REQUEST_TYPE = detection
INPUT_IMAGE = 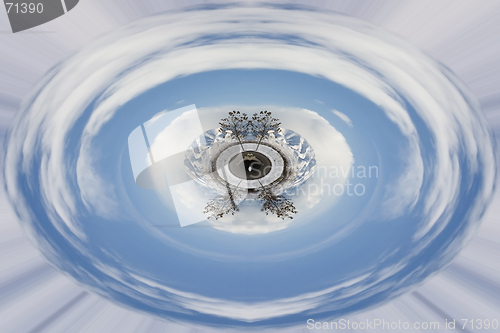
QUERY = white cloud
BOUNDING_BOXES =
[3,5,495,326]
[331,109,353,127]
[127,272,372,322]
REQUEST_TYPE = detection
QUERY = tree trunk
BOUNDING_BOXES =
[237,136,245,152]
[255,137,263,151]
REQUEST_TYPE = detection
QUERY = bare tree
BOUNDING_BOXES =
[251,110,281,151]
[208,110,294,220]
[219,111,250,151]
[257,183,297,220]
[203,183,242,220]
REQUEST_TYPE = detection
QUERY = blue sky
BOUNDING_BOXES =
[2,3,496,330]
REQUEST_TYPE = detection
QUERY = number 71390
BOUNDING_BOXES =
[5,3,44,14]
[461,319,498,330]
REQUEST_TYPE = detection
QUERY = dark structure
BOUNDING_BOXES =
[204,110,297,220]
[228,152,272,181]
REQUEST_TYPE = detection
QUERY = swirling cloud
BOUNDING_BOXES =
[3,3,495,329]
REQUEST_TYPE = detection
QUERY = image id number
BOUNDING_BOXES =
[5,3,43,14]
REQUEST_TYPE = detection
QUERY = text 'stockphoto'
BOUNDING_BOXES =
[1,2,497,331]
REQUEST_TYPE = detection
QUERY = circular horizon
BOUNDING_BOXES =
[3,3,496,329]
